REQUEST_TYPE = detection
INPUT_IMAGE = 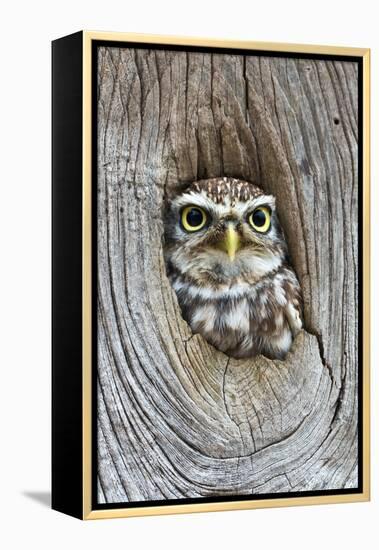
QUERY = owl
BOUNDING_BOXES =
[164,177,303,360]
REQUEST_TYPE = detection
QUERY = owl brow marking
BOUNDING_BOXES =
[178,179,275,219]
[237,194,276,217]
[172,191,219,217]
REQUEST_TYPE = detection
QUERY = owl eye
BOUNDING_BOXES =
[248,207,271,233]
[181,206,207,232]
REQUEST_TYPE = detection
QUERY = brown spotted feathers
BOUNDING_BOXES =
[164,178,303,359]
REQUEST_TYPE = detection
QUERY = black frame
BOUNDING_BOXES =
[52,31,83,519]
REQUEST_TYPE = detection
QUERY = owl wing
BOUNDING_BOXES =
[285,301,302,335]
[283,272,303,336]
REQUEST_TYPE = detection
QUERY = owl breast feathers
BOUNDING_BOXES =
[164,177,303,360]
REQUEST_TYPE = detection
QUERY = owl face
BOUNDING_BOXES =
[164,178,288,286]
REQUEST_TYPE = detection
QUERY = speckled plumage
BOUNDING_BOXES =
[164,177,303,359]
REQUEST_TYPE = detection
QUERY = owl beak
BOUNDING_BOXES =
[224,224,240,262]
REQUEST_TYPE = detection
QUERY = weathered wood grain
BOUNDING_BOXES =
[97,47,359,502]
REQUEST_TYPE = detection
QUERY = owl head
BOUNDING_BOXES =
[164,177,289,286]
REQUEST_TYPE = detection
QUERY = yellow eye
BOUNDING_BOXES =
[181,206,207,232]
[248,207,271,233]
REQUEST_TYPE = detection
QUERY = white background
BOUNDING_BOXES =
[0,0,377,548]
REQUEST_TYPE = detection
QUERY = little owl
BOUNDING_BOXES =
[164,177,303,359]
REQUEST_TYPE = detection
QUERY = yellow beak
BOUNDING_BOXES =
[224,224,240,262]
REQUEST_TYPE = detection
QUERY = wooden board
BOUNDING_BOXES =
[96,46,358,502]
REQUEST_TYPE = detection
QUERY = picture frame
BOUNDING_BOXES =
[52,31,370,520]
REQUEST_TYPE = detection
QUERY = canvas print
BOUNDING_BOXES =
[96,45,361,506]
